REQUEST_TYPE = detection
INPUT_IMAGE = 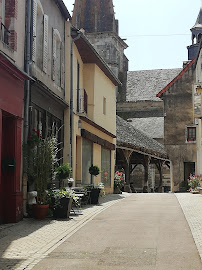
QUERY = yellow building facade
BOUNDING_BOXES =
[64,23,120,193]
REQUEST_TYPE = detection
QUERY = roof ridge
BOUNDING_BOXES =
[156,58,195,98]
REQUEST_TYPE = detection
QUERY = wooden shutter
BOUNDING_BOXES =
[60,42,64,89]
[32,0,37,62]
[52,28,57,81]
[43,14,48,73]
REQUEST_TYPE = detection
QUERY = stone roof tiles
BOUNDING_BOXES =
[127,117,164,139]
[126,68,182,102]
[116,116,167,158]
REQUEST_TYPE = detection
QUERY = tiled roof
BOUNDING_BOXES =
[126,68,182,102]
[127,117,164,139]
[116,116,167,158]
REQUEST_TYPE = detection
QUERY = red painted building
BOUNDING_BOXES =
[0,53,30,223]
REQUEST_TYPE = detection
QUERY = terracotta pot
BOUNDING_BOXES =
[32,204,49,220]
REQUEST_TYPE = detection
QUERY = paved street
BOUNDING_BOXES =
[1,193,202,269]
[33,193,202,270]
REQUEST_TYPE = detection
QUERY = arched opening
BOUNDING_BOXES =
[192,34,196,45]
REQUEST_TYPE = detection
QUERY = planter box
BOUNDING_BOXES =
[90,188,100,204]
[53,197,70,219]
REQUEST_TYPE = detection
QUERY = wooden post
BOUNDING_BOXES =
[143,156,150,193]
[156,160,164,193]
[123,150,133,193]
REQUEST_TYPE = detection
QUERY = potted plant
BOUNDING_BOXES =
[26,132,58,219]
[114,171,124,194]
[47,188,75,218]
[88,164,101,204]
[89,164,100,178]
[56,163,72,188]
[188,174,201,193]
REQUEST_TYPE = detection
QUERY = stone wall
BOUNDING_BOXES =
[163,65,196,190]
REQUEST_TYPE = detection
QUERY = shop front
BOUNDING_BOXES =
[0,54,30,223]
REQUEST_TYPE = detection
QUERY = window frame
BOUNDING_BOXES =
[186,126,197,143]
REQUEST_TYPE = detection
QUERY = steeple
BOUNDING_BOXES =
[72,0,118,34]
[187,7,202,60]
[72,0,128,102]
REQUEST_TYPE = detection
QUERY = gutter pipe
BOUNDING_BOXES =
[24,0,31,143]
[23,0,32,216]
[70,30,81,169]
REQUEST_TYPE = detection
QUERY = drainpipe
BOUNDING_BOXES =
[23,0,32,216]
[70,30,81,170]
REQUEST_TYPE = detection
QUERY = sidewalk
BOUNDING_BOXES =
[175,192,202,262]
[0,193,131,270]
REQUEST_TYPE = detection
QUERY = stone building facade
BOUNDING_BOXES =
[25,0,71,193]
[157,60,196,191]
[72,0,128,102]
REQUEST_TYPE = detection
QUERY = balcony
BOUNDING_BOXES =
[1,23,10,46]
[77,88,88,115]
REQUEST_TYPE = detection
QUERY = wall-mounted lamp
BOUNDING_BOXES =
[196,85,202,95]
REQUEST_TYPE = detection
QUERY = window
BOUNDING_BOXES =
[1,0,14,47]
[103,97,106,115]
[187,126,196,142]
[101,147,111,187]
[52,28,64,87]
[32,0,49,73]
[82,138,93,185]
[30,105,63,161]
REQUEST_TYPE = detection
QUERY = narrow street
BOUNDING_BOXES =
[33,194,202,270]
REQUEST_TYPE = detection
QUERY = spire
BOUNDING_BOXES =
[187,6,202,60]
[72,0,118,34]
[191,7,202,29]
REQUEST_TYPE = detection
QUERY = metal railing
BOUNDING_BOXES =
[1,23,10,46]
[77,88,88,114]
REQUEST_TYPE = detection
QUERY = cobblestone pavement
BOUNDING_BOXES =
[175,193,202,262]
[0,193,130,270]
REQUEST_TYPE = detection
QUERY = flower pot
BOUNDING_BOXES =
[90,188,100,204]
[32,204,49,220]
[53,197,70,218]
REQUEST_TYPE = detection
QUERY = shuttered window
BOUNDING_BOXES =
[52,28,57,81]
[32,0,37,62]
[43,14,48,73]
[60,42,64,88]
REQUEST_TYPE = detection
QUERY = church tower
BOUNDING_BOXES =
[72,0,128,102]
[187,7,202,60]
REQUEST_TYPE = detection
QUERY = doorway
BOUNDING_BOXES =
[0,112,16,223]
[184,162,195,190]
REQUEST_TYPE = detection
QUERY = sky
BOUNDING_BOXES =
[63,0,201,71]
